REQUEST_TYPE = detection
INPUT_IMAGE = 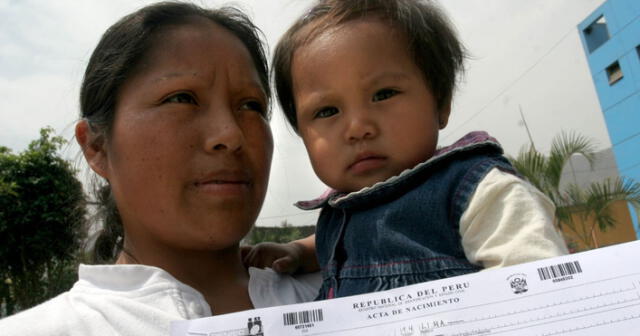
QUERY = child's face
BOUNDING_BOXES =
[291,18,450,192]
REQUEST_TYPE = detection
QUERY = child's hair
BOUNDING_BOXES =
[273,0,465,131]
[80,1,270,264]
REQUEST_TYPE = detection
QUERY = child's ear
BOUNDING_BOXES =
[75,120,110,179]
[437,100,452,129]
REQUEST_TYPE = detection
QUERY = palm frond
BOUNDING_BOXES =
[510,130,636,250]
[560,183,587,209]
[584,177,640,231]
[508,145,548,195]
[555,204,575,230]
[547,132,597,189]
[586,177,640,203]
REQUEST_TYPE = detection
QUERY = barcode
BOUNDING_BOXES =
[537,261,582,280]
[283,308,324,326]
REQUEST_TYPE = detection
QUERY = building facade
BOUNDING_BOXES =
[559,149,637,250]
[578,0,640,238]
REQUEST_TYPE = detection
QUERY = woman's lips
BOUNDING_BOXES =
[195,180,249,195]
[194,171,250,195]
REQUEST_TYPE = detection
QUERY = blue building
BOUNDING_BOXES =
[578,0,640,238]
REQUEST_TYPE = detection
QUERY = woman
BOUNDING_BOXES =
[0,2,319,335]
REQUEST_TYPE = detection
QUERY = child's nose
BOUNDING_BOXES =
[345,110,378,143]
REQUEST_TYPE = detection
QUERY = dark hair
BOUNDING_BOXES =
[273,0,465,131]
[80,1,270,263]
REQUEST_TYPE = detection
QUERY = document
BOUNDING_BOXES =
[172,240,640,335]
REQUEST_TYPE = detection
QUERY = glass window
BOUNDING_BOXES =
[583,15,610,53]
[606,61,623,85]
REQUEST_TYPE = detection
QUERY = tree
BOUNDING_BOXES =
[243,220,316,245]
[509,132,640,251]
[0,127,87,316]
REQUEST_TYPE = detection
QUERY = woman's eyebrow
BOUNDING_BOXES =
[151,71,203,83]
[234,78,264,90]
[148,72,264,94]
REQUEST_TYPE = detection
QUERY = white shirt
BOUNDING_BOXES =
[460,168,569,268]
[0,264,321,336]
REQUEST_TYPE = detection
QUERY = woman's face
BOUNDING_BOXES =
[100,19,273,252]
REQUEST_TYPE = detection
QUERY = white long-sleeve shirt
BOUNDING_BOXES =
[460,168,568,268]
[0,264,321,336]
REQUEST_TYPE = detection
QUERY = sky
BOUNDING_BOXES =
[0,0,610,227]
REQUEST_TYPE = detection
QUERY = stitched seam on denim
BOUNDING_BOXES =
[320,209,350,276]
[495,162,519,178]
[449,158,517,223]
[337,266,480,279]
[336,256,467,270]
[337,263,481,279]
[449,159,495,227]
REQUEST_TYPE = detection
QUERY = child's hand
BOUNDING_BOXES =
[241,242,304,274]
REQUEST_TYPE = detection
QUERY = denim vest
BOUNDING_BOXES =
[296,132,517,300]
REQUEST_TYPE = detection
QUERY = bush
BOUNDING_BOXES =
[0,127,87,316]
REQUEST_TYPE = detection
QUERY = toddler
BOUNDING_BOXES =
[244,0,568,299]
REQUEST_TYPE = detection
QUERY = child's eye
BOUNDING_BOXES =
[163,92,197,105]
[313,106,339,119]
[240,100,266,115]
[372,88,398,102]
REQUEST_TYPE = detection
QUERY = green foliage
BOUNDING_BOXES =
[243,221,315,245]
[0,127,87,316]
[509,131,640,250]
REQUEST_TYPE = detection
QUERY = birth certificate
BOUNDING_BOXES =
[172,240,640,335]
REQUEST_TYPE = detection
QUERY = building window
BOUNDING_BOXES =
[583,15,610,53]
[606,61,623,85]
